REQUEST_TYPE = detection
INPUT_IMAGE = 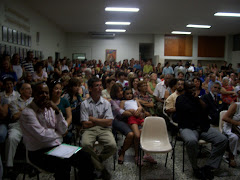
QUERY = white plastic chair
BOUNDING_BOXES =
[138,117,174,180]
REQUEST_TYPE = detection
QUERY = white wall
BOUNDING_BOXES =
[0,0,66,59]
[66,33,154,61]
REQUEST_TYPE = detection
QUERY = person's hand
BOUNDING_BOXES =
[128,109,136,115]
[46,101,60,112]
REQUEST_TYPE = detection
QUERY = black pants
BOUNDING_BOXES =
[28,146,94,180]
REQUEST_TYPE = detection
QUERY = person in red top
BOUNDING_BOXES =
[221,77,237,105]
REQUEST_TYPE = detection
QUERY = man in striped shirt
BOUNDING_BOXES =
[21,51,34,73]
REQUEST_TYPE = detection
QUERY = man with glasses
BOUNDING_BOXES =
[176,81,227,179]
[81,77,117,180]
[201,82,228,125]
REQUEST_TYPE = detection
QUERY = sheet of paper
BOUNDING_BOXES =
[46,144,82,158]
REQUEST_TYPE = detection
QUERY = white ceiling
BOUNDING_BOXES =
[23,0,240,36]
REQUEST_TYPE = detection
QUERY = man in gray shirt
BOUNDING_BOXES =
[81,77,117,180]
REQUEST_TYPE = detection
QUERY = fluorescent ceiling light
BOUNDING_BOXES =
[171,31,191,35]
[106,29,126,32]
[105,7,139,12]
[105,22,131,25]
[186,24,211,28]
[214,12,240,17]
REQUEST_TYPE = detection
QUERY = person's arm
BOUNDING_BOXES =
[138,99,154,108]
[80,102,95,129]
[20,107,68,142]
[65,106,72,127]
[147,82,154,95]
[223,103,240,126]
[0,101,8,120]
[120,100,125,109]
[165,96,175,114]
[220,87,236,95]
[164,90,170,100]
[88,116,112,127]
[42,72,48,81]
[110,100,133,117]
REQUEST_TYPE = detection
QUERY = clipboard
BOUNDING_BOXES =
[46,143,82,158]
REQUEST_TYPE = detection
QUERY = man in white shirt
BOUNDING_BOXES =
[153,74,172,116]
[81,77,117,180]
[174,60,186,78]
[5,83,33,177]
[0,78,20,104]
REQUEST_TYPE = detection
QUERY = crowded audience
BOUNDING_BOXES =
[0,51,240,179]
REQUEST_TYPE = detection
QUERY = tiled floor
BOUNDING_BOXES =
[4,133,240,180]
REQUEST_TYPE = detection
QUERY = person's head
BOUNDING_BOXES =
[228,63,232,68]
[137,81,148,93]
[150,73,157,81]
[222,77,229,86]
[61,75,71,87]
[192,77,202,90]
[32,82,49,109]
[88,77,102,97]
[179,60,183,66]
[230,73,236,80]
[11,53,20,65]
[143,74,150,82]
[27,51,34,60]
[110,83,123,100]
[184,81,196,96]
[176,79,185,92]
[210,73,216,82]
[210,82,222,95]
[1,57,11,71]
[177,72,184,79]
[118,72,125,81]
[19,83,32,99]
[147,60,151,65]
[198,62,202,67]
[165,62,169,67]
[123,87,133,100]
[49,80,62,99]
[130,77,139,89]
[164,74,173,86]
[68,77,81,94]
[234,86,240,98]
[48,56,53,64]
[106,77,116,90]
[168,78,178,91]
[34,61,44,72]
[3,77,15,93]
[24,72,33,82]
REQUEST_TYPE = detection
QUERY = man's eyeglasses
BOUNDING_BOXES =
[213,86,221,90]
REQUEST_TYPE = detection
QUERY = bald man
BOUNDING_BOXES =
[5,83,33,176]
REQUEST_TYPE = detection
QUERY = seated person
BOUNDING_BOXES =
[5,83,33,176]
[201,82,228,125]
[221,77,237,105]
[0,95,9,179]
[176,81,228,179]
[134,81,154,116]
[81,77,117,180]
[116,72,128,88]
[20,82,94,180]
[110,83,134,164]
[192,77,205,97]
[0,77,20,104]
[102,77,116,101]
[121,87,156,164]
[165,79,185,123]
[222,101,240,167]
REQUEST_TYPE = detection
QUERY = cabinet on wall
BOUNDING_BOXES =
[164,35,193,56]
[198,36,225,57]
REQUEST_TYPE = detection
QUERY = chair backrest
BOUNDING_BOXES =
[219,110,227,133]
[140,116,170,147]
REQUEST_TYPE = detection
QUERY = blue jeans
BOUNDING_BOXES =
[0,124,7,143]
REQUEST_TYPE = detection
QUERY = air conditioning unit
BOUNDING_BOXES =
[90,32,115,39]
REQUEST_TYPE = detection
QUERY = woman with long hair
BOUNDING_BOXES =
[49,80,72,143]
[147,73,157,96]
[129,77,139,95]
[32,61,48,82]
[110,83,134,164]
[192,77,206,97]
